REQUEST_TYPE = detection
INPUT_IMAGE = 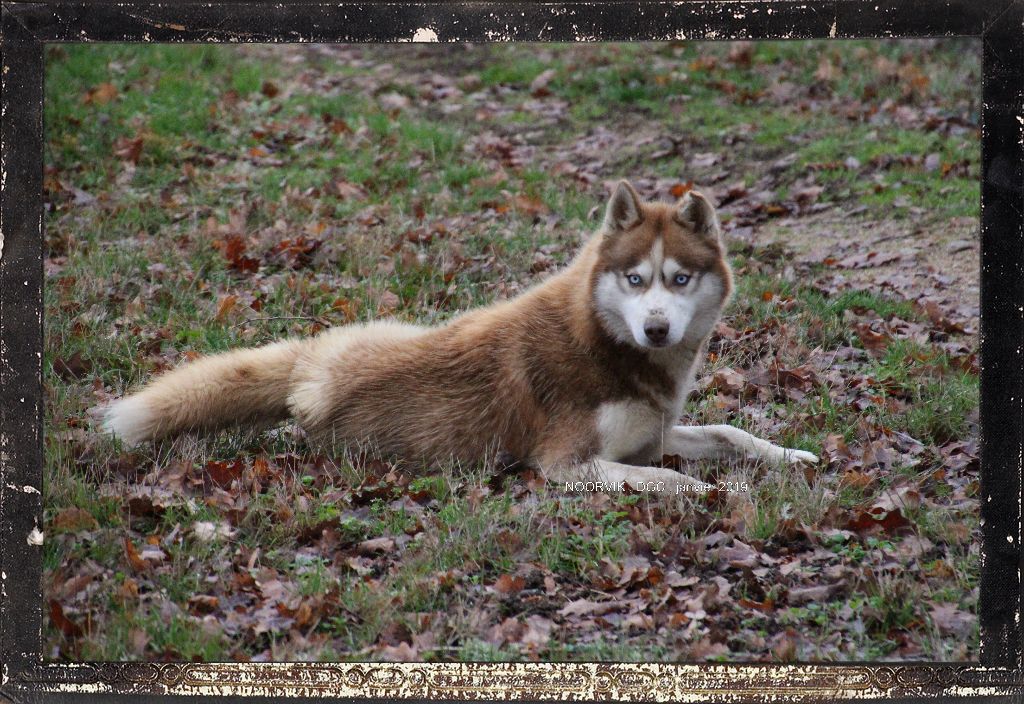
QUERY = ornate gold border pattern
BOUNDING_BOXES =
[11,662,1024,699]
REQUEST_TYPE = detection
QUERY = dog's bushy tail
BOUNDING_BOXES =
[103,339,307,445]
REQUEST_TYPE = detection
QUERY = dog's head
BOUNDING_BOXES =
[592,180,733,350]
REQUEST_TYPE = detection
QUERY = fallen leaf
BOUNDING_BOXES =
[559,599,617,618]
[214,295,238,323]
[846,506,912,535]
[188,594,220,615]
[204,459,245,488]
[704,367,747,396]
[787,582,844,606]
[930,603,974,638]
[529,69,557,97]
[124,537,149,573]
[53,352,92,381]
[192,521,236,542]
[357,537,396,555]
[51,507,99,533]
[670,181,694,198]
[83,82,118,105]
[113,136,144,164]
[492,574,526,595]
[49,600,84,639]
[335,180,368,200]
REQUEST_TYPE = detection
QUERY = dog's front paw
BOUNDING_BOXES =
[783,448,819,465]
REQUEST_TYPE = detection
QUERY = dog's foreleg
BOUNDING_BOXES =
[659,425,818,465]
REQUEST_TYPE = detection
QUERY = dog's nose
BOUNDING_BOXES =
[644,319,670,345]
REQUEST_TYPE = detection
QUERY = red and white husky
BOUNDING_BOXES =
[105,181,818,493]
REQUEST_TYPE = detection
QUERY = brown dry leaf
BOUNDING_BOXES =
[331,297,360,323]
[839,470,874,490]
[377,290,401,315]
[875,486,922,513]
[727,42,754,67]
[123,537,149,573]
[930,603,974,638]
[492,574,526,595]
[53,351,93,381]
[511,194,550,218]
[188,594,220,615]
[663,571,700,588]
[378,642,419,661]
[204,458,245,488]
[266,236,322,269]
[487,616,524,646]
[335,180,368,200]
[58,573,95,601]
[559,599,617,618]
[529,69,557,97]
[689,637,731,659]
[854,323,890,356]
[219,235,260,273]
[924,560,957,579]
[324,116,352,135]
[521,615,553,648]
[738,597,775,612]
[787,582,844,606]
[705,367,746,396]
[814,56,838,82]
[668,182,694,198]
[846,506,912,535]
[772,632,800,661]
[214,294,238,323]
[917,299,966,334]
[52,507,99,533]
[835,251,901,269]
[357,537,396,555]
[720,540,760,569]
[113,135,144,164]
[121,485,179,517]
[83,82,118,105]
[49,600,84,639]
[793,185,824,205]
[118,577,139,603]
[823,434,852,463]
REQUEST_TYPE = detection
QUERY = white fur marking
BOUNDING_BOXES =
[102,395,153,445]
[596,401,661,461]
[663,257,687,280]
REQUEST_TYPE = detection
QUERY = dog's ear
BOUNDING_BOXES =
[675,190,721,244]
[603,180,644,233]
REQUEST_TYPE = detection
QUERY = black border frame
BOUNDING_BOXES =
[1,1,1021,700]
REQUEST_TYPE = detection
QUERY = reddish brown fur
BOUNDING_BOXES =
[105,188,734,477]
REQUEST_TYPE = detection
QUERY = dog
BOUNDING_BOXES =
[104,180,818,494]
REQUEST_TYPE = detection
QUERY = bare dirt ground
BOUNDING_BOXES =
[759,212,979,331]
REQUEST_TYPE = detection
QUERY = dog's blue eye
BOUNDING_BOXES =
[626,274,643,287]
[674,274,691,286]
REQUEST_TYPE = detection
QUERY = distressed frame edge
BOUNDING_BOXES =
[0,0,1021,700]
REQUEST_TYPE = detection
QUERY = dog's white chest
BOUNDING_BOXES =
[595,400,664,461]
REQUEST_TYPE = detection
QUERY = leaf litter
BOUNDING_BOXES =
[43,40,979,662]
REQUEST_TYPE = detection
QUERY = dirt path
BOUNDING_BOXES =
[757,212,979,331]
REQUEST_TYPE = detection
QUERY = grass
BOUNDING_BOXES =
[43,40,980,662]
